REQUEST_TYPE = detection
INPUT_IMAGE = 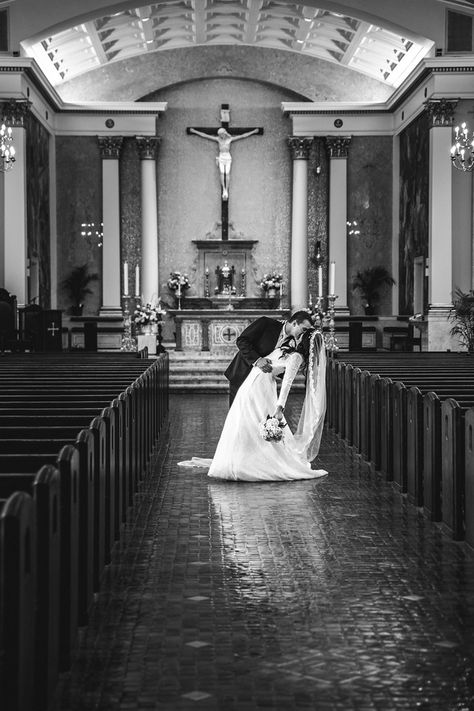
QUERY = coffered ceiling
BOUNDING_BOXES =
[22,0,432,90]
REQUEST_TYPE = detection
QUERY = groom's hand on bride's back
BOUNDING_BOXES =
[254,357,272,373]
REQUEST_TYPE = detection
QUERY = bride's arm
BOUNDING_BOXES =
[273,352,304,418]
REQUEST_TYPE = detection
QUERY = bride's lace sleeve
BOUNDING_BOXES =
[277,352,304,409]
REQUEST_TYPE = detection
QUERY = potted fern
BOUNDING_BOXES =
[352,266,395,315]
[448,288,474,353]
[61,264,99,315]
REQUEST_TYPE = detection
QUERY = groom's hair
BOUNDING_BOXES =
[289,310,312,324]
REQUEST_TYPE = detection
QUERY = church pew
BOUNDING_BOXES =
[0,491,36,711]
[0,467,60,710]
[466,408,474,550]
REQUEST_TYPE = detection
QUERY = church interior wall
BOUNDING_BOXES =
[347,135,394,315]
[307,138,329,302]
[55,136,102,316]
[398,111,430,315]
[58,46,392,105]
[145,78,297,307]
[452,100,474,297]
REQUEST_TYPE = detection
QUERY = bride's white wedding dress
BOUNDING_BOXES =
[178,330,328,482]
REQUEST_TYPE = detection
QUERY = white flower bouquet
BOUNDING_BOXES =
[133,300,166,325]
[259,272,283,291]
[259,415,285,442]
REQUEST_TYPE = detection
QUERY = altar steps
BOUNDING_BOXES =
[167,350,304,392]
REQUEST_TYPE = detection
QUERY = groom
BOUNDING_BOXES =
[224,310,313,406]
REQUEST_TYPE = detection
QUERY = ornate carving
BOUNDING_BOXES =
[325,136,351,158]
[98,136,123,159]
[135,136,161,160]
[1,100,32,128]
[424,99,458,128]
[287,136,313,160]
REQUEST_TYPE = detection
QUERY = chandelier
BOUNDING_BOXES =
[451,121,474,172]
[0,121,15,172]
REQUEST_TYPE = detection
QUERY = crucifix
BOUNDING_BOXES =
[187,104,263,240]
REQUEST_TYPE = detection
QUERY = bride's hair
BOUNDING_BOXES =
[297,328,316,360]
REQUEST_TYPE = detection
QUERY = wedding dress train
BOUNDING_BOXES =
[178,331,328,482]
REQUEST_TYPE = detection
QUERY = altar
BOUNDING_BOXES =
[170,308,288,353]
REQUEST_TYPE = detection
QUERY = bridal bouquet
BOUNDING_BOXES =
[259,415,285,442]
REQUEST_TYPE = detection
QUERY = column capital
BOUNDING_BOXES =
[287,136,313,160]
[98,136,124,159]
[424,99,458,128]
[325,136,351,158]
[136,136,161,160]
[1,99,32,128]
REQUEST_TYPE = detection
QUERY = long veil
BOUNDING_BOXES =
[292,330,327,462]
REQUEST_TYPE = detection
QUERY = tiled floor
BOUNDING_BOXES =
[57,394,474,711]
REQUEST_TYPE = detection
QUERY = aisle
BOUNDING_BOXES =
[57,394,474,711]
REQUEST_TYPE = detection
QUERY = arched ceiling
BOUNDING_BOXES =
[22,0,433,92]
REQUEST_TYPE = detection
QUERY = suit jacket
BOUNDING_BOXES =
[224,316,283,391]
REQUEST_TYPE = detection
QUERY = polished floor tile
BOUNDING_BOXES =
[57,394,474,711]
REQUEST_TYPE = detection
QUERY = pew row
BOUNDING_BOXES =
[0,352,169,711]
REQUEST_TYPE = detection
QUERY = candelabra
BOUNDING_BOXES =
[324,295,339,353]
[240,269,246,297]
[309,295,339,353]
[121,295,137,351]
[451,122,474,172]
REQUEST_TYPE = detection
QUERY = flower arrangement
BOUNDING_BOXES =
[133,299,166,326]
[168,271,190,293]
[259,416,285,442]
[260,272,283,292]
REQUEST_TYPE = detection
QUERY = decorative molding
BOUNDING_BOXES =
[97,136,124,159]
[1,99,32,128]
[135,135,161,161]
[287,136,313,160]
[424,98,458,127]
[325,136,352,158]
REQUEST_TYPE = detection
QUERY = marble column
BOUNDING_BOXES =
[288,137,313,310]
[136,136,160,304]
[98,136,123,317]
[0,100,31,307]
[326,136,351,312]
[425,99,457,350]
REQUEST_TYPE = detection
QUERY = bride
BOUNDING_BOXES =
[178,328,328,481]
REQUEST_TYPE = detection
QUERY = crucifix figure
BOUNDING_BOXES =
[187,104,263,239]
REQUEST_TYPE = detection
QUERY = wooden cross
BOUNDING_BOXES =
[187,104,263,240]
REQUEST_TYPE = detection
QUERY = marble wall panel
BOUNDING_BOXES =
[347,136,393,315]
[26,112,51,307]
[56,136,102,315]
[120,137,141,296]
[399,112,429,315]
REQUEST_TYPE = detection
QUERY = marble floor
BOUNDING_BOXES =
[56,393,474,711]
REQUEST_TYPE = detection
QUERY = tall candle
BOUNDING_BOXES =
[329,261,336,295]
[135,265,140,297]
[318,265,323,297]
[123,261,129,296]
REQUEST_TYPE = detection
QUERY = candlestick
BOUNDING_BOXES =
[123,261,129,296]
[318,265,323,297]
[329,261,336,296]
[135,265,140,297]
[121,294,137,352]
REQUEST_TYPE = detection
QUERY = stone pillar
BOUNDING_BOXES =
[326,136,351,312]
[98,136,123,317]
[0,101,31,307]
[136,136,160,303]
[288,137,313,310]
[425,99,457,350]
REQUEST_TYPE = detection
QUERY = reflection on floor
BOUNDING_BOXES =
[57,394,474,711]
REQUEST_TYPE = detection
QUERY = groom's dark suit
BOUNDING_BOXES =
[224,316,284,405]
